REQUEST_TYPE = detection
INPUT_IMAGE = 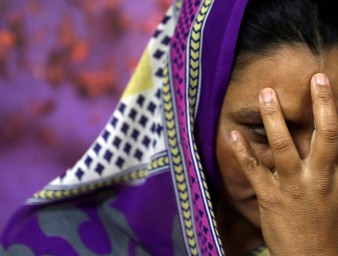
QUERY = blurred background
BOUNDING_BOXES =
[0,0,171,234]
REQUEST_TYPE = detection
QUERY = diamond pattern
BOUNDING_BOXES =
[139,115,148,127]
[102,130,110,141]
[131,129,140,141]
[95,163,104,175]
[147,102,156,114]
[49,5,170,201]
[137,95,145,107]
[151,123,156,133]
[121,123,130,135]
[153,49,165,59]
[75,168,84,181]
[115,157,125,168]
[128,108,137,120]
[113,137,122,149]
[93,143,101,155]
[104,150,113,162]
[161,36,171,45]
[142,136,151,148]
[123,143,132,155]
[153,29,162,38]
[134,149,143,161]
[111,117,119,127]
[161,15,171,24]
[118,103,126,114]
[155,68,163,78]
[156,125,163,136]
[156,88,161,99]
[84,156,93,168]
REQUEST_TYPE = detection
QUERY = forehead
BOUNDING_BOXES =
[224,46,338,123]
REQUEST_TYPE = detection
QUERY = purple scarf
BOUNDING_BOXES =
[0,1,268,255]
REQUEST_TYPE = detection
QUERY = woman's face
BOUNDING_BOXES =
[216,46,338,228]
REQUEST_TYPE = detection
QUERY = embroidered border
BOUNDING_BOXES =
[175,0,183,12]
[29,153,169,203]
[186,0,224,255]
[162,62,198,256]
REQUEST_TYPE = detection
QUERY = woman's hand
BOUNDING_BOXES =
[230,73,338,256]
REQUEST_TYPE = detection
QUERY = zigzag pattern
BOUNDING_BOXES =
[188,0,211,117]
[32,155,169,201]
[162,63,198,256]
[187,0,225,255]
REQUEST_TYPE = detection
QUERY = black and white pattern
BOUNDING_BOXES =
[28,6,178,202]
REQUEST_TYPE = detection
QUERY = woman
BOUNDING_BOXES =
[1,0,338,255]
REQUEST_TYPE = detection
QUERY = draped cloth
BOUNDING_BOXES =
[1,0,269,255]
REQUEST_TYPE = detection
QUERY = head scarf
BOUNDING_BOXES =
[1,0,269,255]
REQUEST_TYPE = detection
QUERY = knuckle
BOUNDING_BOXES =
[317,185,333,197]
[320,125,338,143]
[237,146,259,175]
[262,104,279,117]
[314,177,333,196]
[316,89,332,102]
[289,187,305,200]
[258,191,280,208]
[242,156,259,175]
[271,135,291,152]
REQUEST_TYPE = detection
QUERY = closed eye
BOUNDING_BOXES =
[248,124,267,137]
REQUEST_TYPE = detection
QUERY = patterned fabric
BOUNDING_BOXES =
[0,0,268,255]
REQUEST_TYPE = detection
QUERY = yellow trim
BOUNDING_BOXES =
[33,155,169,201]
[121,46,153,99]
[162,63,198,255]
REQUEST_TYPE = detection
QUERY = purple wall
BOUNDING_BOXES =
[0,0,170,234]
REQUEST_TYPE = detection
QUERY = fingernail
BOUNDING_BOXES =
[230,131,238,142]
[260,89,273,103]
[314,73,329,86]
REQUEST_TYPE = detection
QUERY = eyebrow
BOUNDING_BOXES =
[230,108,263,123]
[231,107,312,128]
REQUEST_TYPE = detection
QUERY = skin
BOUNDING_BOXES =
[216,46,338,255]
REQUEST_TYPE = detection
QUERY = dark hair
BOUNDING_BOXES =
[234,0,338,62]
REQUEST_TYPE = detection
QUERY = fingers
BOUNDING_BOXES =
[232,75,338,198]
[310,73,338,172]
[259,88,301,179]
[230,130,277,197]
